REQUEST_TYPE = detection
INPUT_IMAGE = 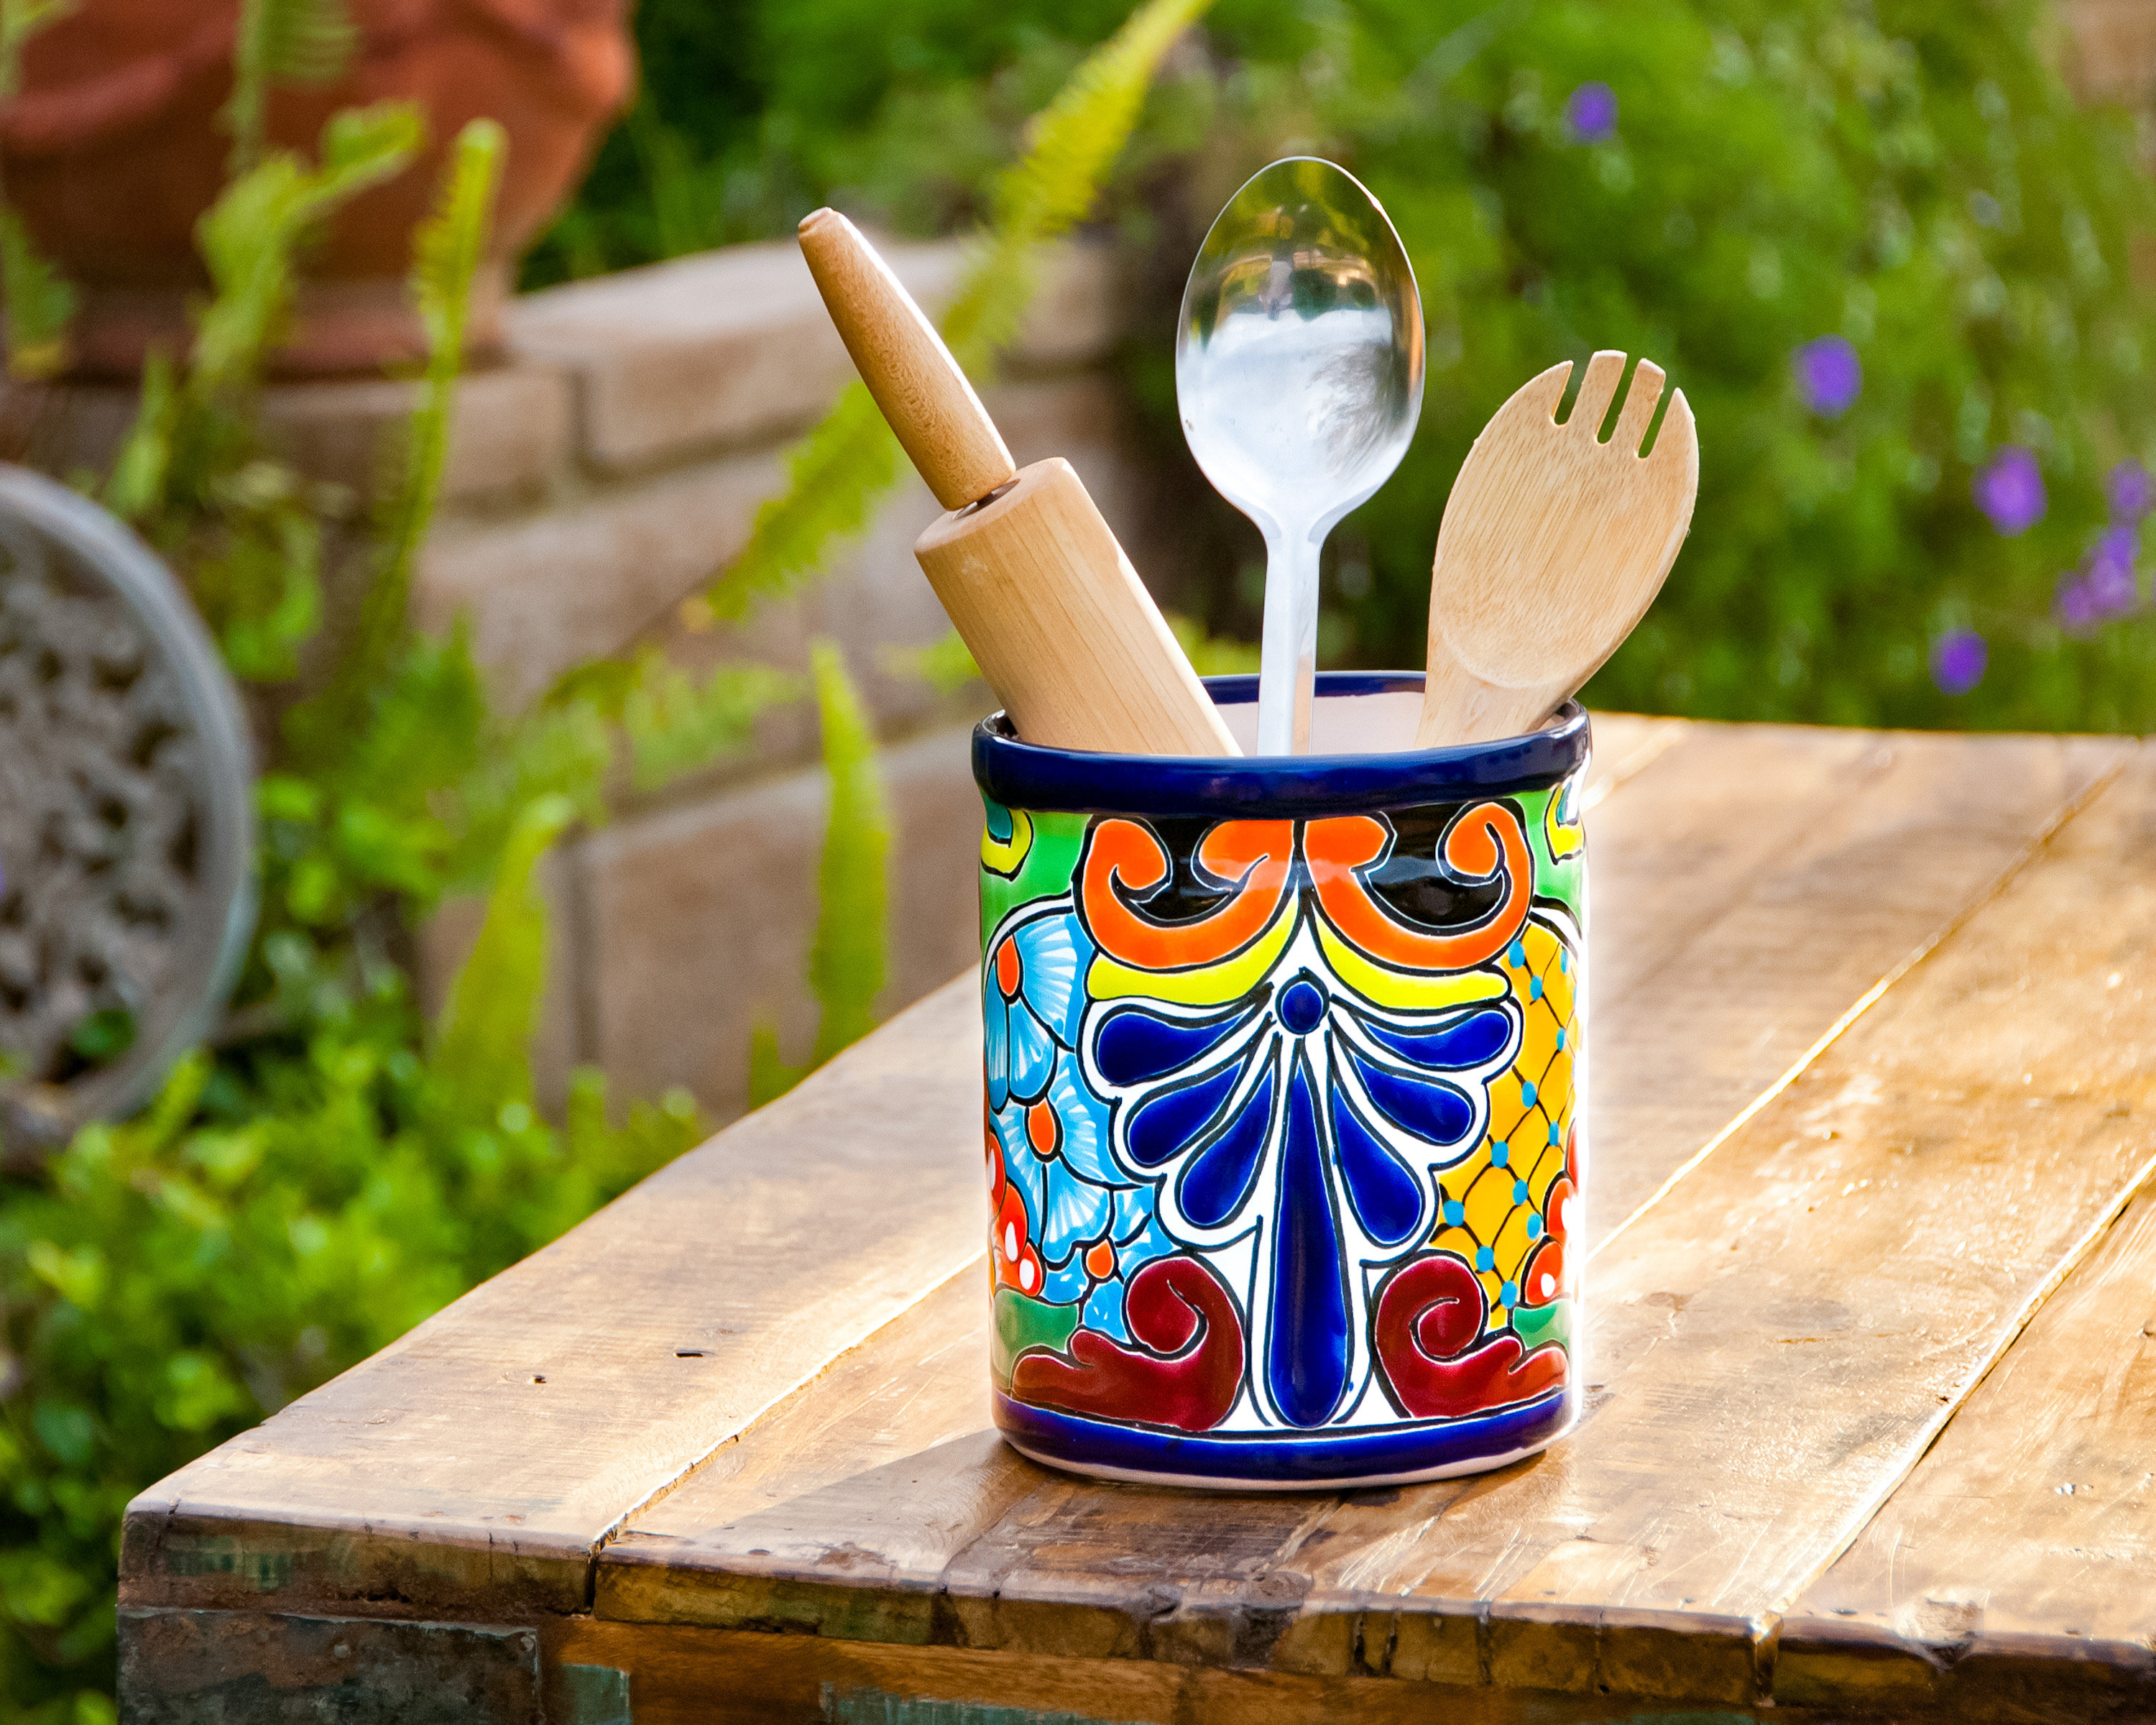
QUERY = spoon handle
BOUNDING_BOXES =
[1256,530,1321,755]
[798,208,1015,510]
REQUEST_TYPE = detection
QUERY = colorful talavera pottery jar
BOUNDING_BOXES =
[973,673,1588,1489]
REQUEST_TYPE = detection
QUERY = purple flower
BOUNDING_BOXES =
[1565,82,1618,144]
[1973,448,2045,536]
[1792,336,1861,418]
[2086,525,2140,617]
[2056,574,2100,633]
[2107,459,2152,524]
[1931,630,1987,696]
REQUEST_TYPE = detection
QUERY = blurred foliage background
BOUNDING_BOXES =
[533,0,2156,733]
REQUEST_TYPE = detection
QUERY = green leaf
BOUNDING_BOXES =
[625,655,804,791]
[806,640,888,1067]
[101,350,179,522]
[191,103,423,397]
[884,627,985,696]
[0,206,74,380]
[1166,612,1260,677]
[746,1018,803,1109]
[222,0,359,176]
[349,117,506,710]
[431,794,576,1118]
[295,116,500,760]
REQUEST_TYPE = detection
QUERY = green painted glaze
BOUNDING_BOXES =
[990,1285,1082,1389]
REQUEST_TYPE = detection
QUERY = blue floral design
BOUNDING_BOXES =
[1083,963,1518,1430]
[985,905,1175,1336]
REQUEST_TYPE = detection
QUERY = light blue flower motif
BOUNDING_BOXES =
[984,907,1093,1110]
[1079,1190,1181,1341]
[985,901,1139,1322]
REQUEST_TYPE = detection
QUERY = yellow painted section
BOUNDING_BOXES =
[1316,920,1510,1014]
[1087,899,1296,1006]
[980,809,1034,877]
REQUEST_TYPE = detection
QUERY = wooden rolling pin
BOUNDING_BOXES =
[798,208,1238,757]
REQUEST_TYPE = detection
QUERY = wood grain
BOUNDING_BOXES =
[913,457,1238,757]
[1583,724,2124,1242]
[798,208,1014,510]
[589,733,2156,1719]
[1264,737,2156,1693]
[550,1615,1861,1724]
[798,206,1233,758]
[119,977,990,1619]
[119,1608,540,1725]
[1418,354,1697,748]
[1780,1080,2156,1708]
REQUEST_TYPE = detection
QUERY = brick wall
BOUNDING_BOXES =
[412,237,1144,1123]
[6,236,1146,1126]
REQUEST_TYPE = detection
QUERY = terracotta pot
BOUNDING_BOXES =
[0,0,633,377]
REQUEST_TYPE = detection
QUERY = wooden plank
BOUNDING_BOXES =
[1583,724,2124,1241]
[548,1615,1836,1724]
[117,1608,540,1725]
[1279,740,2156,1695]
[1777,1182,2156,1721]
[592,735,2156,1717]
[120,975,990,1619]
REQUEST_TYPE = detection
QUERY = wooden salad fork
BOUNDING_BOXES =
[1417,350,1697,747]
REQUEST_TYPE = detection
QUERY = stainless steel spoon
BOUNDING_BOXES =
[1176,157,1424,754]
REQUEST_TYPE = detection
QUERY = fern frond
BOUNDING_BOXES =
[0,205,73,379]
[224,0,359,176]
[624,655,803,792]
[191,102,422,395]
[302,116,497,756]
[946,0,1212,369]
[432,794,575,1119]
[806,640,889,1067]
[704,0,1213,620]
[103,350,180,521]
[704,382,902,620]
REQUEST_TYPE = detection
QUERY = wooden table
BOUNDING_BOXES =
[119,717,2156,1724]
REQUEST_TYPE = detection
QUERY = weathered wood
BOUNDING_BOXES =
[1777,1190,2156,1721]
[118,1607,539,1725]
[1584,724,2123,1241]
[1273,742,2156,1690]
[589,735,2156,1722]
[120,976,989,1619]
[117,719,2156,1725]
[550,1615,1832,1724]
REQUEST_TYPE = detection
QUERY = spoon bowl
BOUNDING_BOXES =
[1177,157,1424,755]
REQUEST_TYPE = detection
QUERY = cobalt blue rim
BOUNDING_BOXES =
[972,674,1590,818]
[992,1387,1572,1486]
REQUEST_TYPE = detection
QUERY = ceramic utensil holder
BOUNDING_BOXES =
[973,673,1589,1489]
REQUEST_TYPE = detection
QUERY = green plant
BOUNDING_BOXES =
[0,0,74,380]
[0,6,1220,1710]
[1179,0,2156,733]
[549,0,2156,735]
[104,102,423,682]
[0,114,715,1725]
[749,640,891,1106]
[222,0,358,176]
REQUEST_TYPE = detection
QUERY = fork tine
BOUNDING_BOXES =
[1647,385,1697,469]
[1568,350,1628,435]
[1614,359,1666,456]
